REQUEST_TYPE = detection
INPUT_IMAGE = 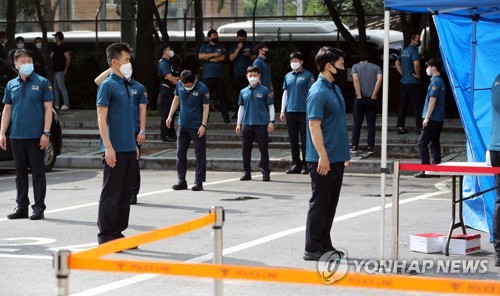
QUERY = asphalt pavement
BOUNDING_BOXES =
[0,168,498,296]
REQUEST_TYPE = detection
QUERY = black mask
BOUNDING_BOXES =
[415,41,422,47]
[211,38,219,43]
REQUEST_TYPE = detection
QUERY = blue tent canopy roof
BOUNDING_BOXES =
[384,0,499,12]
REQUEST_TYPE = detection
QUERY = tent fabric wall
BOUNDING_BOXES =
[383,1,500,236]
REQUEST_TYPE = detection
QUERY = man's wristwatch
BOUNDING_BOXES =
[42,130,51,137]
[269,120,275,123]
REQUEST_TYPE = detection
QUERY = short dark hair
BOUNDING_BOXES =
[289,51,303,61]
[426,58,443,71]
[15,36,25,43]
[207,29,218,38]
[411,33,420,40]
[158,43,171,56]
[180,70,196,84]
[254,42,268,51]
[246,65,260,74]
[237,29,247,37]
[315,46,345,72]
[34,37,42,42]
[14,48,33,61]
[106,42,131,66]
[0,31,6,39]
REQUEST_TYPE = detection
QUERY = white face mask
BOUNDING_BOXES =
[426,66,433,76]
[16,43,24,49]
[248,77,259,86]
[168,50,174,58]
[35,43,42,49]
[119,62,133,79]
[290,62,301,71]
[184,85,194,91]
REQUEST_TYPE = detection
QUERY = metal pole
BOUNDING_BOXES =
[212,206,224,296]
[53,249,71,296]
[391,161,400,261]
[380,8,391,260]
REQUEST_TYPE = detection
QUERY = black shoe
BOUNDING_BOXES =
[7,208,28,219]
[29,209,44,220]
[301,165,309,175]
[164,136,177,142]
[223,118,231,123]
[414,171,431,178]
[172,180,188,190]
[495,254,500,267]
[303,250,325,261]
[350,146,358,152]
[114,233,139,250]
[240,172,251,181]
[231,113,237,119]
[286,164,301,174]
[262,174,270,182]
[397,127,409,134]
[367,147,375,154]
[130,195,137,205]
[192,183,203,191]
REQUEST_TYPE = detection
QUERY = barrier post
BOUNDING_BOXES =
[53,249,71,296]
[391,161,400,261]
[212,206,225,296]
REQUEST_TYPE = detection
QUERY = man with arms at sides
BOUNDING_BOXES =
[96,43,139,246]
[167,70,210,191]
[1,48,53,220]
[158,44,178,142]
[94,64,148,204]
[50,32,71,110]
[304,47,350,261]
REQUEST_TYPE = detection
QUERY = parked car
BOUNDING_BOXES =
[0,57,62,172]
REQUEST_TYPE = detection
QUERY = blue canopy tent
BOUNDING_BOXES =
[380,1,500,253]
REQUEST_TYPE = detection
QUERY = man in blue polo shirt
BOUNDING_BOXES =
[0,48,53,220]
[414,58,446,178]
[281,51,315,175]
[252,43,273,97]
[96,43,138,245]
[489,72,500,267]
[304,47,350,261]
[229,29,256,119]
[158,44,178,142]
[395,33,423,134]
[199,29,229,123]
[94,65,148,205]
[167,70,210,191]
[236,65,275,182]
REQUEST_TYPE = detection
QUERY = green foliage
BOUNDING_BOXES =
[244,0,277,16]
[17,0,37,19]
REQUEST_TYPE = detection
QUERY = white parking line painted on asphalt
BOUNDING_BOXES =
[0,169,85,181]
[70,189,448,296]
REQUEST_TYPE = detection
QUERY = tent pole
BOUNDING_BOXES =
[379,8,391,260]
[470,9,478,108]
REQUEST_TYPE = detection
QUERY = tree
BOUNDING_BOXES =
[5,0,17,51]
[18,0,61,31]
[33,0,53,80]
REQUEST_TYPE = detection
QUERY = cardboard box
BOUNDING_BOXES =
[410,233,445,253]
[443,233,481,255]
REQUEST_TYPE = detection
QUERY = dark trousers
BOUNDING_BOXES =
[305,162,345,252]
[417,120,444,165]
[132,132,141,197]
[160,87,176,138]
[489,151,500,254]
[97,151,136,243]
[286,112,307,166]
[11,139,46,211]
[176,126,206,184]
[242,125,269,173]
[397,83,423,129]
[233,75,248,113]
[205,77,229,120]
[352,97,377,148]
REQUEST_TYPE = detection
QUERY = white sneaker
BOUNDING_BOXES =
[61,105,69,110]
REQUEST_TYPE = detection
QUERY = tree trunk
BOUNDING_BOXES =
[323,0,360,55]
[5,0,17,50]
[33,0,53,81]
[352,0,368,58]
[194,0,204,51]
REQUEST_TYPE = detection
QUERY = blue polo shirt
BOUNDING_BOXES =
[253,56,272,90]
[158,58,175,88]
[422,75,446,122]
[174,81,211,129]
[397,44,420,85]
[128,79,149,132]
[282,68,314,112]
[2,73,54,139]
[199,43,226,79]
[489,74,500,151]
[230,42,256,76]
[96,73,136,153]
[306,75,350,163]
[238,84,273,125]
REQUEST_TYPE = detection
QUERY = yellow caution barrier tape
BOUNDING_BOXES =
[73,212,216,259]
[68,258,500,295]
